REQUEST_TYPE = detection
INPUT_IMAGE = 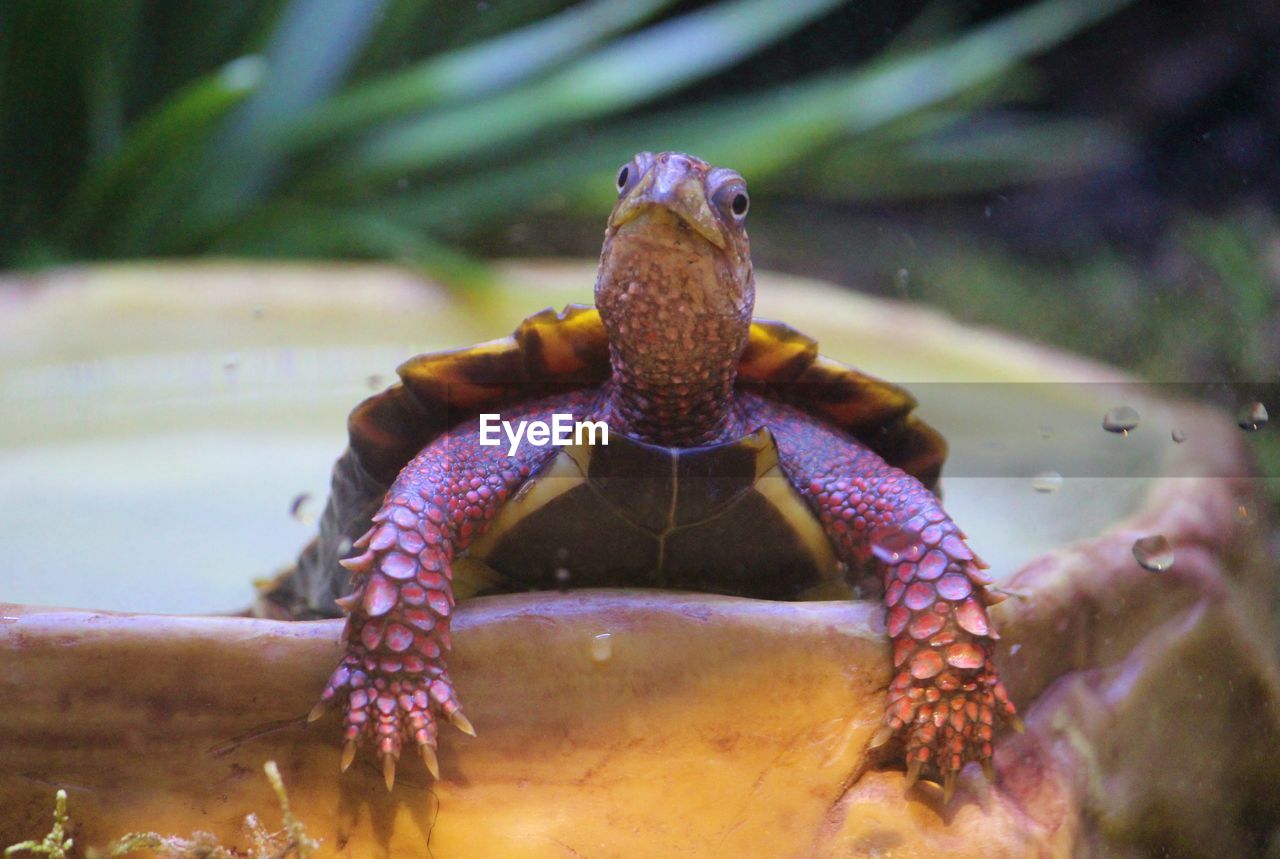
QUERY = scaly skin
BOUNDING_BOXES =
[315,394,592,789]
[315,151,1015,798]
[745,393,1017,799]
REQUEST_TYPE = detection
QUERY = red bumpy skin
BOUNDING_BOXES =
[313,396,586,789]
[747,393,1018,800]
[313,150,1014,798]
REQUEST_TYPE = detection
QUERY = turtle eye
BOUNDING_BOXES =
[714,183,749,222]
[616,162,637,196]
[616,152,652,197]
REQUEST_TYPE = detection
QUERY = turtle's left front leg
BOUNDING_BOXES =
[311,400,576,789]
[755,396,1017,801]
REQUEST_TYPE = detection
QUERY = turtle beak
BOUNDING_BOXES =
[609,167,726,249]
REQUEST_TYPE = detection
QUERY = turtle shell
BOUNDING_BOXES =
[459,425,848,600]
[350,303,945,489]
[270,304,945,616]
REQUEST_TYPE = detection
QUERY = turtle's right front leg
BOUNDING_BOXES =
[312,412,561,789]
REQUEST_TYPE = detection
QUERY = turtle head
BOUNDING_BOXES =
[598,151,753,319]
[594,152,754,443]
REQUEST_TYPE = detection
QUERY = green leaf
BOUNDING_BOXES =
[82,0,144,162]
[281,0,678,147]
[180,0,391,225]
[329,0,848,182]
[62,55,267,252]
[372,0,1139,230]
[791,117,1133,201]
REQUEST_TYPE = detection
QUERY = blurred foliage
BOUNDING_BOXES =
[888,205,1280,493]
[907,207,1280,384]
[1,0,1136,284]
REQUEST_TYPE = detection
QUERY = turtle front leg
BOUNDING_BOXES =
[857,486,1018,799]
[758,398,1017,801]
[312,411,562,789]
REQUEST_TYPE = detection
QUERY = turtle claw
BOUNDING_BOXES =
[450,710,476,737]
[982,589,1008,606]
[338,550,373,572]
[942,769,958,804]
[1011,714,1025,733]
[340,740,357,773]
[904,757,923,791]
[307,702,327,723]
[382,753,397,791]
[319,648,460,782]
[420,744,440,780]
[869,723,894,750]
[981,759,995,782]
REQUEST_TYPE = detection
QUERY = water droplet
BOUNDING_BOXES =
[894,268,909,295]
[336,536,353,556]
[251,305,266,319]
[554,568,571,590]
[1030,470,1063,493]
[1131,535,1174,572]
[222,353,240,375]
[589,632,613,663]
[290,493,316,525]
[1237,401,1268,431]
[367,373,385,390]
[1102,406,1140,435]
[1171,428,1187,443]
[1009,643,1022,655]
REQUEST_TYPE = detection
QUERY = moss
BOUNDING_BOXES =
[5,763,317,859]
[3,790,72,859]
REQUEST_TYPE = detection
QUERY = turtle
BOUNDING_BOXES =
[279,150,1017,799]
